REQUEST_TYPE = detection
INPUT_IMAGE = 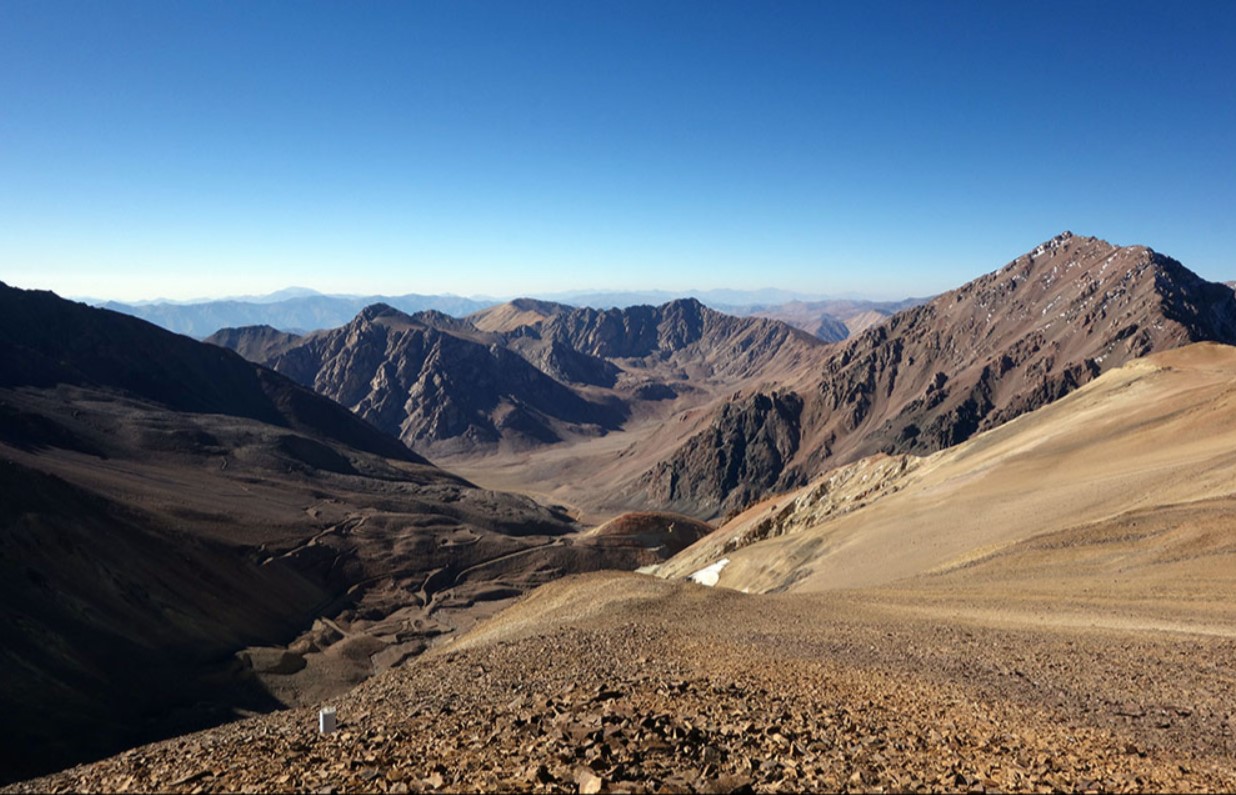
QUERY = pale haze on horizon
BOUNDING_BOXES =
[2,1,1233,304]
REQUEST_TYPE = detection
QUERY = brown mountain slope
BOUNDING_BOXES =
[0,286,693,784]
[656,341,1236,612]
[203,324,301,362]
[636,233,1236,518]
[468,297,575,333]
[214,299,824,463]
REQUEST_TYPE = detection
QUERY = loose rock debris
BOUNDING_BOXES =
[9,574,1235,793]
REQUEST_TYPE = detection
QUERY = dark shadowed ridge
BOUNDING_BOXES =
[0,283,423,464]
[203,324,301,362]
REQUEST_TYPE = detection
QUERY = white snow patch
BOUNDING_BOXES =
[688,558,730,587]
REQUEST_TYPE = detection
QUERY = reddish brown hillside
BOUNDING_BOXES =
[638,233,1236,517]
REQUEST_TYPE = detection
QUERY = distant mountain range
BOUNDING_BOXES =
[208,298,823,459]
[212,233,1236,521]
[91,292,498,338]
[88,287,920,342]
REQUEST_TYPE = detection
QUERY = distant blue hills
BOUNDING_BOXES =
[88,286,907,339]
[91,290,499,338]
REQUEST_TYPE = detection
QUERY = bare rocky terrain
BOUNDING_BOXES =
[10,572,1234,793]
[636,233,1236,518]
[0,284,707,783]
[8,235,1236,793]
[209,298,824,462]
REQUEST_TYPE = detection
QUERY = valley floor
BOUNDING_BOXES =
[12,571,1234,793]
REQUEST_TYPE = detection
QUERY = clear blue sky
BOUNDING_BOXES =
[2,1,1233,301]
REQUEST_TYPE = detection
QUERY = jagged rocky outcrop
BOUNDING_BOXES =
[536,298,821,381]
[641,391,806,517]
[638,234,1236,517]
[214,298,823,456]
[241,304,626,454]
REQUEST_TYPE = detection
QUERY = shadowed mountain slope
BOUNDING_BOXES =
[0,285,698,784]
[636,234,1236,518]
[204,323,301,362]
[0,285,419,464]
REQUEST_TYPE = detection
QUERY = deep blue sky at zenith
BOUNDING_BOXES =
[2,1,1233,302]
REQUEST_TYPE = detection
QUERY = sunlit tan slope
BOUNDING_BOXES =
[659,342,1236,626]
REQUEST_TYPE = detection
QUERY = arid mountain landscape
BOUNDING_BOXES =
[208,298,824,463]
[735,296,927,342]
[6,235,1236,793]
[635,233,1236,517]
[0,284,708,783]
[10,0,1236,790]
[213,233,1236,524]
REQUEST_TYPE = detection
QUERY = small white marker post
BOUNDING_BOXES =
[319,706,337,735]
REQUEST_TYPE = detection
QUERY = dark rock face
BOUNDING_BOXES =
[641,391,805,517]
[638,234,1236,518]
[253,305,627,455]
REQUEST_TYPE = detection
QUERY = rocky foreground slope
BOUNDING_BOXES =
[11,572,1234,793]
[637,233,1236,518]
[16,335,1236,790]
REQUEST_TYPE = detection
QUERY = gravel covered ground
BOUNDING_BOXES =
[10,572,1235,794]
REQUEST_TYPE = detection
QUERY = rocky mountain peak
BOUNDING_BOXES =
[357,302,402,323]
[635,236,1236,518]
